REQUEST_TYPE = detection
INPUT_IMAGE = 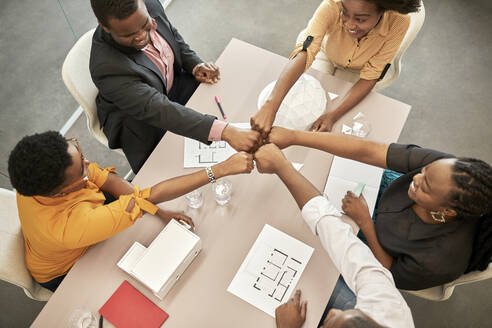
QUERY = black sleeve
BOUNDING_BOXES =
[92,60,215,144]
[386,143,455,174]
[390,255,461,290]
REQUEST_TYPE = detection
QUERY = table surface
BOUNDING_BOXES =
[32,38,411,328]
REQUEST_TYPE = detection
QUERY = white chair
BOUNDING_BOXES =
[403,263,492,301]
[62,28,134,179]
[0,188,53,301]
[296,2,426,91]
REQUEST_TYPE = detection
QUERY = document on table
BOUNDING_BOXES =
[183,123,305,170]
[323,156,383,216]
[227,224,314,317]
[183,123,250,168]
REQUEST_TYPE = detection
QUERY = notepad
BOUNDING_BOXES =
[99,280,168,328]
[323,157,383,216]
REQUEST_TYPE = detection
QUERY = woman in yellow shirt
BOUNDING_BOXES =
[8,131,253,291]
[251,0,420,135]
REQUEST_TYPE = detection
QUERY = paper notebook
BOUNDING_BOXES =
[324,156,383,216]
[99,280,168,328]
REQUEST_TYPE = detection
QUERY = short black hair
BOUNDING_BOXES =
[340,315,381,328]
[90,0,140,27]
[367,0,421,14]
[8,131,72,196]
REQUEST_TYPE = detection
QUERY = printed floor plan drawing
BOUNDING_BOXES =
[195,141,228,164]
[183,123,250,168]
[228,225,314,317]
[253,249,303,303]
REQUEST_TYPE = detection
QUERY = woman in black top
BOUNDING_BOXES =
[267,127,492,290]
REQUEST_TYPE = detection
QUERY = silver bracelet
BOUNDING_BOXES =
[206,167,216,183]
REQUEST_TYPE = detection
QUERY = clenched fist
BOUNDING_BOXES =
[254,144,290,174]
[222,125,262,153]
[214,152,255,177]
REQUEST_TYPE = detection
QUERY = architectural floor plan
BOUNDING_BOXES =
[228,225,313,317]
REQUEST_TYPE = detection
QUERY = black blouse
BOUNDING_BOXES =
[375,143,479,290]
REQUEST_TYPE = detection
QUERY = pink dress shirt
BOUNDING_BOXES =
[141,19,227,141]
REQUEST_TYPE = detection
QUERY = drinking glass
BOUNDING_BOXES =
[185,189,203,209]
[68,308,97,328]
[213,179,232,205]
[351,112,371,138]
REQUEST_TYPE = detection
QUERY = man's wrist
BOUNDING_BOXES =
[221,124,235,143]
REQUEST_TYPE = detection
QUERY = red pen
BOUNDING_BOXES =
[214,96,227,120]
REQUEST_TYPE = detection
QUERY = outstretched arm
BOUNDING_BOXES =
[311,78,377,132]
[250,52,307,138]
[254,144,320,209]
[268,127,388,169]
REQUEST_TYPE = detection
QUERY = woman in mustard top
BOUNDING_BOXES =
[251,0,421,135]
[8,131,254,291]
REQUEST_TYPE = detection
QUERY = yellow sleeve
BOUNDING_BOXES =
[54,185,159,249]
[88,162,116,188]
[289,0,339,71]
[360,14,410,80]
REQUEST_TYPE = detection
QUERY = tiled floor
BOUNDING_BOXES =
[1,0,491,327]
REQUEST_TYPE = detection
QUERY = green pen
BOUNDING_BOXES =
[353,182,366,197]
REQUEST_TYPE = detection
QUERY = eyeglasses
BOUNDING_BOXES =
[50,138,89,197]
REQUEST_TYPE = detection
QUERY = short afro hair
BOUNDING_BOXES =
[90,0,140,27]
[8,131,72,196]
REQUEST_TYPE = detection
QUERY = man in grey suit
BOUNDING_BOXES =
[90,0,260,172]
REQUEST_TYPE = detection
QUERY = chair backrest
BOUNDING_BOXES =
[404,262,492,301]
[62,28,109,147]
[375,1,426,90]
[0,188,52,301]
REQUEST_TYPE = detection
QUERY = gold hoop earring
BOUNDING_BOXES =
[430,211,447,223]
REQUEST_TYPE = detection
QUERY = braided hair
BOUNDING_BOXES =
[447,158,492,273]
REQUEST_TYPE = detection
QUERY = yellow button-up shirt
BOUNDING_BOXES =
[290,0,410,80]
[17,163,158,283]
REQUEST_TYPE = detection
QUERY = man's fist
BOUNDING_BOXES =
[222,125,262,153]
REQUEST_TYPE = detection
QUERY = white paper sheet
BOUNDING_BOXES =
[292,162,304,171]
[183,123,250,168]
[328,92,339,101]
[227,224,314,317]
[323,157,383,216]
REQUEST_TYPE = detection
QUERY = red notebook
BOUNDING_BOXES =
[99,280,169,328]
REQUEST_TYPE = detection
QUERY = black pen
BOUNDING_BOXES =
[214,96,227,120]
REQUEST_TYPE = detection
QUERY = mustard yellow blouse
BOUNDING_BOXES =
[17,163,158,283]
[290,0,410,80]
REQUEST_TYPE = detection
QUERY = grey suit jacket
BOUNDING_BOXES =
[89,0,215,150]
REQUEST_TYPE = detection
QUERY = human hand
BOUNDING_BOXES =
[341,191,372,228]
[267,126,295,149]
[222,125,262,153]
[275,290,308,328]
[250,101,278,138]
[214,152,254,177]
[254,144,290,174]
[158,210,195,230]
[310,112,336,132]
[193,62,220,83]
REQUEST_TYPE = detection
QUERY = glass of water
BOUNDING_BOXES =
[213,179,232,205]
[68,308,97,328]
[185,189,203,209]
[351,112,371,138]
